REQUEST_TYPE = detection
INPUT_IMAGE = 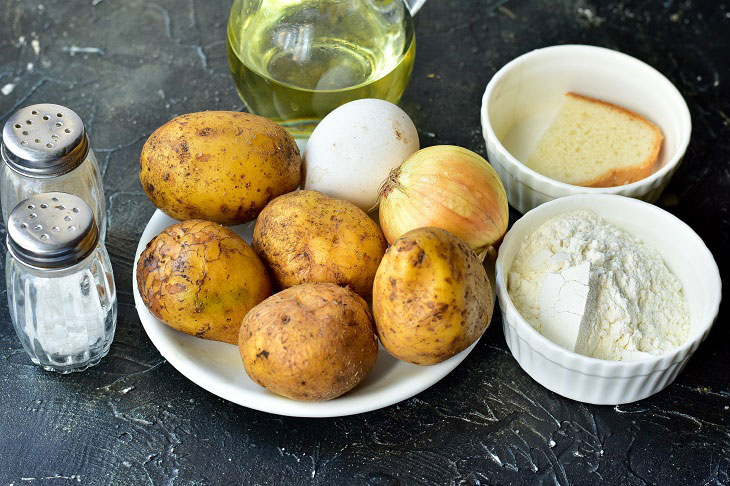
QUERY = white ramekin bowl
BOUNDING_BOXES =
[495,194,721,405]
[481,45,692,214]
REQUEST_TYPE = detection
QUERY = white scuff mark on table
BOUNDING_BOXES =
[498,6,517,19]
[1,83,15,95]
[195,45,208,69]
[123,415,153,426]
[577,7,605,26]
[614,404,649,414]
[120,386,135,394]
[20,475,81,482]
[480,442,503,466]
[92,0,105,5]
[63,46,105,56]
[97,359,165,391]
[149,3,174,39]
[487,449,502,466]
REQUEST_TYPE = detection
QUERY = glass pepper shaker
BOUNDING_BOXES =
[1,104,106,241]
[5,192,117,373]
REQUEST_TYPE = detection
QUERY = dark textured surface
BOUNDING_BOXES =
[1,1,729,484]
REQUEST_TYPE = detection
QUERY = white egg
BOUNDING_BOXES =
[302,98,419,211]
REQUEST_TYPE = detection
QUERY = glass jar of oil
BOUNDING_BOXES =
[226,0,416,138]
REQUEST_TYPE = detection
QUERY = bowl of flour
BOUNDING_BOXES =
[495,194,720,405]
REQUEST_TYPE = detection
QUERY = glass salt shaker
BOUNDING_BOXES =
[1,104,106,241]
[5,192,117,373]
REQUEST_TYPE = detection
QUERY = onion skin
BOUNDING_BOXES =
[378,145,509,256]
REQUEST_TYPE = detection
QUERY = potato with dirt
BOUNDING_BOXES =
[252,190,388,297]
[239,283,379,401]
[372,227,493,365]
[140,111,301,225]
[136,220,271,344]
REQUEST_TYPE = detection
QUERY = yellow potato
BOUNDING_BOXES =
[252,190,387,297]
[372,227,493,365]
[136,220,271,344]
[239,283,378,401]
[140,111,301,225]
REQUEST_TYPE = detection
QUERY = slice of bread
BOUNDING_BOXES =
[526,93,663,187]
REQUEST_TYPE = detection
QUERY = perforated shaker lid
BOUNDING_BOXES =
[6,192,98,268]
[1,104,89,177]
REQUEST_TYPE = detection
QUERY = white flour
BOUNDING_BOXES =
[508,210,690,360]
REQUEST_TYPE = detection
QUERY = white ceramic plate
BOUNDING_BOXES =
[132,209,480,417]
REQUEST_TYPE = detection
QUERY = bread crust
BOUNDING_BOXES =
[565,92,664,187]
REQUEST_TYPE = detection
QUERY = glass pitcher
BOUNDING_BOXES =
[226,0,425,138]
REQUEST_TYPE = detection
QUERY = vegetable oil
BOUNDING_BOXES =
[226,0,415,137]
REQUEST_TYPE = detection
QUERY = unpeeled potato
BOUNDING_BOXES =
[252,190,387,297]
[372,227,493,365]
[239,283,378,401]
[136,220,271,344]
[140,111,301,225]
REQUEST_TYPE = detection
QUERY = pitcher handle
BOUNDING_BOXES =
[403,0,426,15]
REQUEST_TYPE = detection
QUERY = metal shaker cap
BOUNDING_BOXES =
[1,104,89,178]
[6,192,99,268]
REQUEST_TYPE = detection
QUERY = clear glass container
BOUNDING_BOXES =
[5,192,116,373]
[1,104,106,241]
[6,244,117,373]
[226,0,417,137]
[1,151,105,241]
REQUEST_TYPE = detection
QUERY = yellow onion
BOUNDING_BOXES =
[378,145,509,258]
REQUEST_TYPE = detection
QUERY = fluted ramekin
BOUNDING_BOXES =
[495,194,720,405]
[481,45,691,214]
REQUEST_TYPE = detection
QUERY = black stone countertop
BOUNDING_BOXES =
[1,1,729,484]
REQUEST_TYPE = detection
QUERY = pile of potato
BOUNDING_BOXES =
[136,111,494,402]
